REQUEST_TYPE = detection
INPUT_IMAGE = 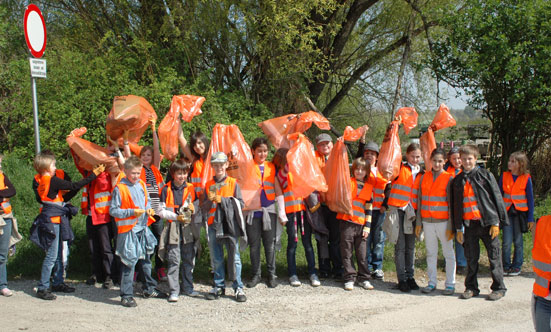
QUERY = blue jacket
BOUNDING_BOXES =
[29,203,78,250]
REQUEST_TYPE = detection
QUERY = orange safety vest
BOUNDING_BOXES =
[280,172,305,214]
[446,165,462,177]
[254,162,276,201]
[388,164,422,209]
[462,180,482,220]
[114,180,155,233]
[0,173,12,215]
[368,169,387,210]
[36,174,64,224]
[420,171,452,220]
[502,171,530,212]
[163,181,195,222]
[315,151,327,171]
[337,178,373,225]
[533,215,551,298]
[140,165,164,190]
[205,176,237,226]
[190,158,204,195]
[81,171,112,225]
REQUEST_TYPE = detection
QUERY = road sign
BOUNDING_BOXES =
[29,58,47,78]
[24,4,47,58]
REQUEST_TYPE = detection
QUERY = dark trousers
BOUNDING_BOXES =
[463,221,506,294]
[317,205,343,276]
[286,211,316,276]
[86,216,117,282]
[394,209,416,282]
[149,216,164,271]
[246,213,277,279]
[339,221,369,282]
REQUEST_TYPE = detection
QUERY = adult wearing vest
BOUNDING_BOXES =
[0,154,17,297]
[532,215,551,332]
[499,151,535,277]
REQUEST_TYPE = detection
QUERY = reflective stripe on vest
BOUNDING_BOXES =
[368,170,387,209]
[420,171,451,220]
[36,174,64,224]
[191,158,204,194]
[114,181,151,233]
[281,172,304,214]
[163,181,195,221]
[255,162,276,201]
[502,172,529,212]
[336,178,373,225]
[81,186,89,215]
[0,173,12,215]
[388,165,421,209]
[205,177,237,225]
[533,216,551,297]
[462,181,481,220]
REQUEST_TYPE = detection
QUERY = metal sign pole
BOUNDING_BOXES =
[31,76,41,154]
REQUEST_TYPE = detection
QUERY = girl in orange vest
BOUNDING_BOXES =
[499,151,534,276]
[337,158,374,291]
[178,129,210,197]
[245,138,281,288]
[0,153,17,297]
[414,148,456,295]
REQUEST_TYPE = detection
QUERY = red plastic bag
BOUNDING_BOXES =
[286,133,328,198]
[258,111,330,149]
[324,126,367,215]
[105,95,157,143]
[378,120,402,180]
[66,127,121,177]
[421,104,456,171]
[200,124,259,210]
[395,107,418,135]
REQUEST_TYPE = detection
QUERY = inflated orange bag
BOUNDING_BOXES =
[258,111,330,149]
[324,126,367,215]
[105,95,157,143]
[395,107,418,135]
[420,104,456,171]
[286,133,328,199]
[200,124,259,210]
[66,127,121,177]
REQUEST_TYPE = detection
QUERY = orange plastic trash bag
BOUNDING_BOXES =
[106,95,157,143]
[378,120,402,180]
[172,95,205,123]
[421,104,456,171]
[431,103,456,131]
[66,127,121,176]
[286,133,328,199]
[258,111,330,149]
[200,124,259,210]
[420,129,437,171]
[324,126,367,215]
[395,107,418,135]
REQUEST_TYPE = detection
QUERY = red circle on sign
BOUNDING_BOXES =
[24,4,47,58]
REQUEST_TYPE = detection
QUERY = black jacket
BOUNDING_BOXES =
[450,166,508,230]
[30,203,78,250]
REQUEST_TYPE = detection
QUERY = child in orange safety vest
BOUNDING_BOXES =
[0,153,17,297]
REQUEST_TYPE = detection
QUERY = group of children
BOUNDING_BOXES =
[0,124,535,307]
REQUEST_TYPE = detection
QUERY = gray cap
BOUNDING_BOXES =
[448,147,460,156]
[315,133,332,145]
[211,152,228,164]
[364,141,379,154]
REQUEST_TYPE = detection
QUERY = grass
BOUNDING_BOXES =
[2,155,541,283]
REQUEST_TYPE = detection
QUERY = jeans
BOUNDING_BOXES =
[246,214,277,278]
[366,210,385,271]
[455,238,467,267]
[38,223,64,291]
[120,253,157,299]
[394,209,416,282]
[286,211,316,277]
[207,226,243,290]
[534,295,551,332]
[502,212,524,270]
[0,217,12,290]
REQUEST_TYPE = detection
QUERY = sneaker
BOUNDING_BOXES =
[235,288,247,302]
[407,278,419,290]
[247,275,261,288]
[508,268,521,276]
[1,288,13,297]
[157,268,168,282]
[360,280,374,290]
[487,291,505,301]
[121,297,137,307]
[461,289,479,299]
[372,269,384,280]
[344,281,354,291]
[51,283,75,293]
[102,277,114,290]
[184,291,201,298]
[143,288,168,299]
[289,275,301,287]
[86,275,97,285]
[309,274,321,287]
[267,276,277,289]
[442,287,455,296]
[168,293,179,302]
[205,287,224,300]
[37,289,56,300]
[421,284,436,294]
[398,281,411,293]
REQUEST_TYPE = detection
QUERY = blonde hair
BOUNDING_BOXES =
[34,153,56,173]
[509,151,529,175]
[124,155,143,171]
[351,157,369,181]
[459,145,479,158]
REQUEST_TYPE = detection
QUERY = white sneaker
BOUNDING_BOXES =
[344,281,354,291]
[360,280,374,290]
[309,274,321,287]
[168,293,179,302]
[372,269,384,280]
[289,275,301,287]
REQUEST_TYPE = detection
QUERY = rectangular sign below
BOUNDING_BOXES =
[29,58,47,78]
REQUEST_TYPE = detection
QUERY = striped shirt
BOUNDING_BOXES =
[143,166,160,212]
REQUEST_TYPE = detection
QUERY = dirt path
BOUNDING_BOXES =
[2,273,533,332]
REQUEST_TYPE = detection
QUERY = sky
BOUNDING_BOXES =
[439,82,469,109]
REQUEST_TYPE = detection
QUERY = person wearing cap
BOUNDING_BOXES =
[314,133,344,279]
[356,136,391,280]
[204,152,247,303]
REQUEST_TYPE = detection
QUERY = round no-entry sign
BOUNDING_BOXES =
[24,4,47,58]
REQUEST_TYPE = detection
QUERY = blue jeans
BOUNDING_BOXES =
[366,210,385,271]
[286,211,316,277]
[502,213,524,270]
[120,253,157,299]
[534,295,551,332]
[207,226,243,290]
[38,223,64,291]
[455,239,467,267]
[0,218,12,290]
